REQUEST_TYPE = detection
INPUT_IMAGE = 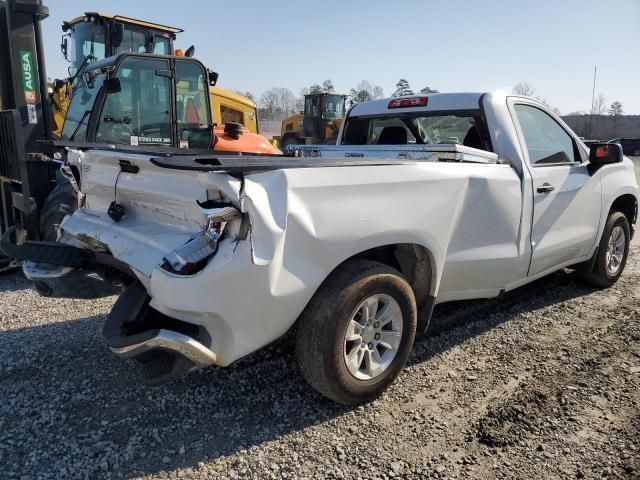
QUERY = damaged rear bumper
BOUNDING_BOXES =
[103,282,217,385]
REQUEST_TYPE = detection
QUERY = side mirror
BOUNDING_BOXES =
[185,45,195,58]
[589,142,623,166]
[104,78,122,94]
[110,23,124,49]
[61,36,68,61]
[208,69,218,86]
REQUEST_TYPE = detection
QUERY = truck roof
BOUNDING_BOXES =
[349,92,486,116]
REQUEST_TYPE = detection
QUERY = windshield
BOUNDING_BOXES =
[60,69,106,141]
[342,112,486,149]
[68,22,106,76]
[323,95,345,120]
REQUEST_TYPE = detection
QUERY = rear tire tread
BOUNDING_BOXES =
[296,259,417,404]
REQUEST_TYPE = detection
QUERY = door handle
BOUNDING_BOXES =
[537,183,555,194]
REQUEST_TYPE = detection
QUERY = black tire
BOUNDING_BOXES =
[578,211,630,287]
[280,135,302,150]
[39,173,77,242]
[296,259,417,404]
[35,172,119,298]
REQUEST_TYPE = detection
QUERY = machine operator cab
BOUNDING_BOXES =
[61,13,180,77]
[61,53,214,150]
[303,93,346,140]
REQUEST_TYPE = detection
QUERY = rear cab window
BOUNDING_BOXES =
[342,111,490,151]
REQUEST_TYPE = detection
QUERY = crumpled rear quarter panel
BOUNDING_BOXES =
[148,162,521,365]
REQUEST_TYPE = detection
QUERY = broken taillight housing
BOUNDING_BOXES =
[161,206,242,275]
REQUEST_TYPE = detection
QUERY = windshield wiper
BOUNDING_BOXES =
[69,109,92,140]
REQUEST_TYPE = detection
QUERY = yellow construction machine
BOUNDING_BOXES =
[277,92,347,148]
[50,12,258,136]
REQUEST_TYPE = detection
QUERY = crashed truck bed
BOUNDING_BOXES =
[24,144,514,375]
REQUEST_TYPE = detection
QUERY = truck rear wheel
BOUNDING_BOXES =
[39,173,76,242]
[296,259,417,404]
[578,211,630,287]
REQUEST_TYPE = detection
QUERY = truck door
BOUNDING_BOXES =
[512,102,602,276]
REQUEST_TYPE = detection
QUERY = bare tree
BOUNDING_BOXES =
[349,80,384,105]
[234,91,256,102]
[294,88,309,113]
[512,81,536,97]
[591,93,607,115]
[259,87,297,121]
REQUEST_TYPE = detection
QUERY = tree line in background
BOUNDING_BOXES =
[247,78,439,122]
[242,79,635,140]
[512,81,630,139]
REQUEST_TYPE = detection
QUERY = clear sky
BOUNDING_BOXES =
[41,0,639,114]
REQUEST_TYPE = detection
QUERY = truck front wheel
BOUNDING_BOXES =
[296,259,417,404]
[579,211,630,287]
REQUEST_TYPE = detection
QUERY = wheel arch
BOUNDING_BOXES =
[609,193,638,232]
[331,243,437,309]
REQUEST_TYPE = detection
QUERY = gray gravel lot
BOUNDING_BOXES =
[1,159,639,480]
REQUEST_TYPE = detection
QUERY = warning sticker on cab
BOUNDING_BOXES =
[27,104,37,125]
[138,136,171,145]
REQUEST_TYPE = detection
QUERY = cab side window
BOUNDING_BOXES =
[175,60,212,149]
[116,27,147,54]
[514,104,577,165]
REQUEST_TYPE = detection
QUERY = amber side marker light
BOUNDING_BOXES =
[595,145,610,158]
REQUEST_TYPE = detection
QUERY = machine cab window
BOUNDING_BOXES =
[67,21,106,75]
[322,94,345,120]
[305,96,320,118]
[153,36,170,54]
[115,26,147,54]
[60,69,106,141]
[96,57,173,146]
[175,60,212,148]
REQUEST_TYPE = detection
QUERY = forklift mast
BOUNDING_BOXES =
[0,0,54,239]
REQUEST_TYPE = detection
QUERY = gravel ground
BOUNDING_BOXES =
[1,163,639,480]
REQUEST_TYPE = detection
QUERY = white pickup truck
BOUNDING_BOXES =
[4,91,638,404]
